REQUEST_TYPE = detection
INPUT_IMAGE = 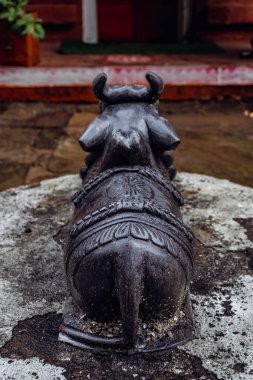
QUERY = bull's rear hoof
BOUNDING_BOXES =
[58,297,194,354]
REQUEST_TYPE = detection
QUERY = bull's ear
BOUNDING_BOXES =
[146,115,180,151]
[79,116,109,152]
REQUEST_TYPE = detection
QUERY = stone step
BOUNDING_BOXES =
[2,64,253,101]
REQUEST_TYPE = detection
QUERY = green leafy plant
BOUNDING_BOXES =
[0,0,45,40]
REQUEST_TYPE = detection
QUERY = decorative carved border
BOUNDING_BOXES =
[72,166,184,207]
[66,218,193,281]
[70,198,193,242]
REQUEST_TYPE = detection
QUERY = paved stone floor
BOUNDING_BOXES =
[0,100,253,192]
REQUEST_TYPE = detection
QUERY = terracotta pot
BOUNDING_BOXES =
[0,17,40,66]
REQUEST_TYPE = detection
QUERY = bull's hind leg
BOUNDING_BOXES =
[142,251,187,318]
[139,249,193,351]
[72,249,120,321]
[59,248,124,351]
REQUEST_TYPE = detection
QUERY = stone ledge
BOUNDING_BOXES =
[2,66,253,102]
[0,173,252,379]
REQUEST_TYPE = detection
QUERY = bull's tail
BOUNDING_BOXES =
[115,244,144,349]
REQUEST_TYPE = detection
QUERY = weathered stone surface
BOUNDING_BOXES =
[184,275,253,380]
[0,175,79,348]
[178,173,253,251]
[0,357,66,380]
[0,173,252,379]
[177,174,253,380]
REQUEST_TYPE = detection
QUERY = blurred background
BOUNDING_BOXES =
[0,0,253,191]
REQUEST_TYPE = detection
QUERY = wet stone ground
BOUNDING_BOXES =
[0,173,252,380]
[0,100,253,192]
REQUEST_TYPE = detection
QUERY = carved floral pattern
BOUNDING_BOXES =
[67,221,193,278]
[106,175,154,200]
[70,198,194,242]
[72,166,184,207]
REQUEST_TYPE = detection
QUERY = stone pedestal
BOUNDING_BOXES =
[0,173,252,379]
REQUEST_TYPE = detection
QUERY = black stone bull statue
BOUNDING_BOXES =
[59,72,194,353]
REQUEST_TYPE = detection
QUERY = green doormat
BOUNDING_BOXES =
[58,40,225,55]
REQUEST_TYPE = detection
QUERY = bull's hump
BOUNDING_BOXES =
[72,167,183,227]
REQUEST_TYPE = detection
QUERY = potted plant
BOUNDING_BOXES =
[0,0,45,66]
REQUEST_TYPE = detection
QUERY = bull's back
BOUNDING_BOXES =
[66,168,193,321]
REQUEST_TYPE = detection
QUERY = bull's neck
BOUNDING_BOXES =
[72,165,183,208]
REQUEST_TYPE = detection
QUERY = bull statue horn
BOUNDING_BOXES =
[92,71,164,104]
[92,72,108,103]
[145,71,164,102]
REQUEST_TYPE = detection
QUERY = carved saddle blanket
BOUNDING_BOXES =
[67,166,194,276]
